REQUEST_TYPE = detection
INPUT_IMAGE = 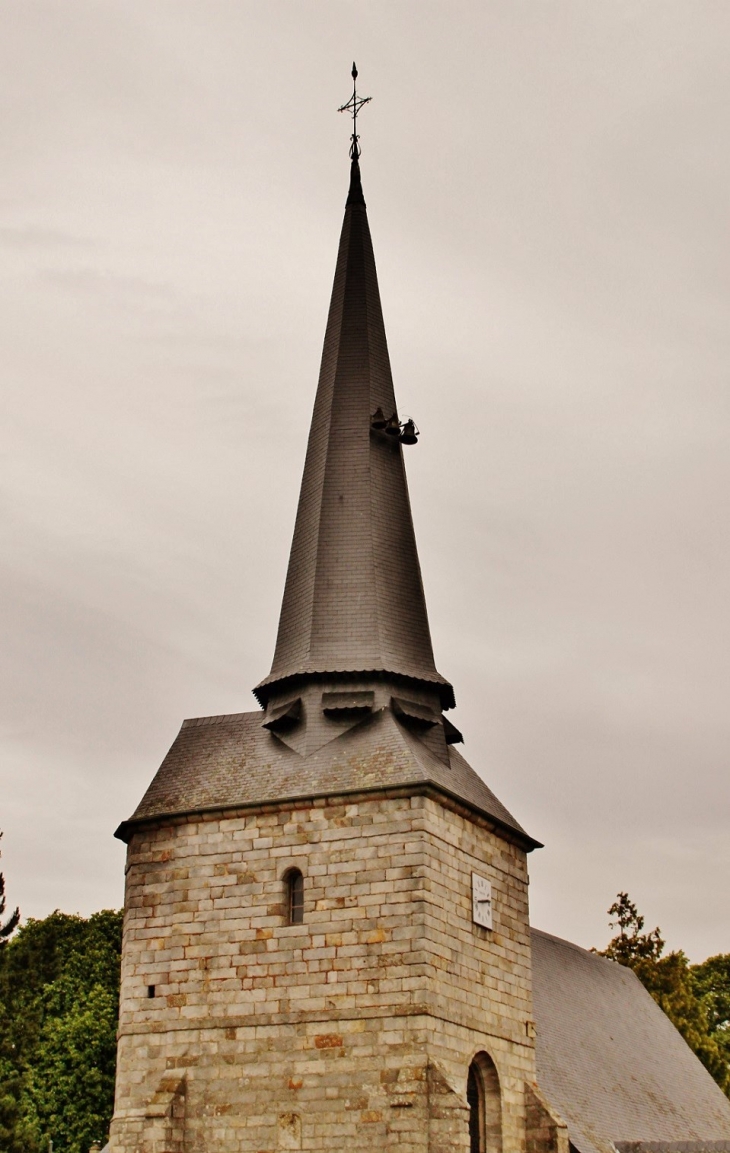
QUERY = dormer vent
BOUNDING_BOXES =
[443,715,463,745]
[263,697,302,733]
[391,697,438,729]
[322,690,374,716]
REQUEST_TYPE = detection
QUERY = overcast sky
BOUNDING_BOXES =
[1,1,728,962]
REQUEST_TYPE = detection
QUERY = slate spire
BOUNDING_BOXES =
[255,156,454,709]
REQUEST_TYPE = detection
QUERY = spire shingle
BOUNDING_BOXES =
[255,160,453,708]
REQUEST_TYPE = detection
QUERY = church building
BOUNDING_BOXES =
[109,77,730,1153]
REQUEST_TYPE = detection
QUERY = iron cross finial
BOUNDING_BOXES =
[337,61,371,160]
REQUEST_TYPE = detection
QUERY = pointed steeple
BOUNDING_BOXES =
[255,157,454,709]
[118,114,540,853]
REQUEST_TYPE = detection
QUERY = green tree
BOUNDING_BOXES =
[693,953,730,1066]
[22,980,119,1153]
[0,1054,23,1153]
[0,834,19,947]
[0,909,123,1153]
[596,892,729,1096]
[599,891,664,967]
[0,832,21,1152]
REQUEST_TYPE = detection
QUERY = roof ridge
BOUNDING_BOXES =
[531,927,593,951]
[531,927,642,972]
[181,711,259,728]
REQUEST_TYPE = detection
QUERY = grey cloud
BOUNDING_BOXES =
[0,1,728,962]
[0,225,92,250]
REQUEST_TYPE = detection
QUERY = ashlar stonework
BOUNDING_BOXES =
[111,784,557,1152]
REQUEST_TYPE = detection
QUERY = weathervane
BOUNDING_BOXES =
[338,62,371,160]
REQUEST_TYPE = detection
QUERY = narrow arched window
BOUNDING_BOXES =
[467,1054,502,1153]
[284,868,304,925]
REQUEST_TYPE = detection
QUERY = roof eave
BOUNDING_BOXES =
[253,667,456,711]
[115,778,541,851]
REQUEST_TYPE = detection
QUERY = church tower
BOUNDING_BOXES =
[110,73,551,1153]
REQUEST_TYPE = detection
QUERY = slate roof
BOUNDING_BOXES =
[255,159,453,709]
[115,707,538,849]
[531,929,730,1153]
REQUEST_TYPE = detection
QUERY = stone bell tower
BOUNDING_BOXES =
[109,78,551,1153]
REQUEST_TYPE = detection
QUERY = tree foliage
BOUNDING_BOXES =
[0,834,19,948]
[692,952,730,1069]
[0,909,123,1153]
[596,892,730,1097]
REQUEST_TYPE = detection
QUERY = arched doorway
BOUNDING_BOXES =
[467,1052,502,1153]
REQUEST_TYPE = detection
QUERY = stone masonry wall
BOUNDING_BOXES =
[421,795,536,1148]
[525,1084,569,1153]
[110,789,534,1152]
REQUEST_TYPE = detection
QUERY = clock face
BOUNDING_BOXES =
[472,873,493,930]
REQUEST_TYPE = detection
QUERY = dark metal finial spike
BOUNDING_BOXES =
[338,62,371,160]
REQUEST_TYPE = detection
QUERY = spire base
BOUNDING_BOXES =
[254,668,455,713]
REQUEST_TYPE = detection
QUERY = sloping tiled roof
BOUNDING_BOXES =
[531,928,730,1153]
[255,159,453,708]
[116,707,537,848]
